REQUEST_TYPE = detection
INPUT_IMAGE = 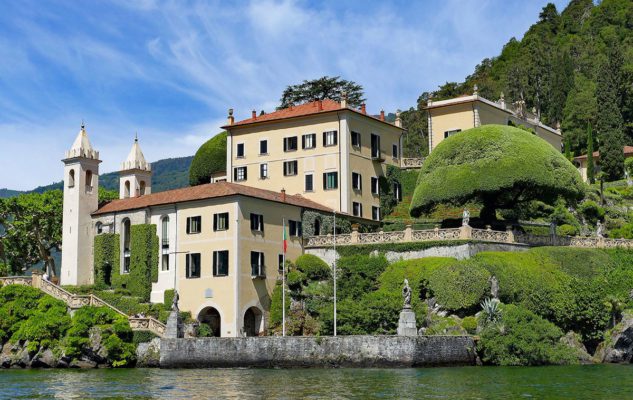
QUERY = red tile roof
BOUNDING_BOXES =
[93,181,333,215]
[574,146,633,161]
[223,99,404,130]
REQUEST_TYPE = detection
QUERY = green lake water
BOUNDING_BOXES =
[0,365,631,399]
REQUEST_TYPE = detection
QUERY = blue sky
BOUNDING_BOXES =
[0,0,569,190]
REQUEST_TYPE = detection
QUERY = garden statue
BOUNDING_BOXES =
[596,221,604,238]
[626,169,633,187]
[550,221,556,236]
[402,279,412,309]
[462,209,470,227]
[172,290,180,312]
[490,275,499,300]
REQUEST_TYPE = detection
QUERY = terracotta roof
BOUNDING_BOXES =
[223,99,404,130]
[574,146,633,161]
[93,181,333,215]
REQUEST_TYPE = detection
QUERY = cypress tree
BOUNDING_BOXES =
[596,57,625,181]
[586,123,595,184]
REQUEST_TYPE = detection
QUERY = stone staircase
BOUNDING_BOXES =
[0,271,165,337]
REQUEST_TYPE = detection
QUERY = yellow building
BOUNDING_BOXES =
[574,146,633,182]
[425,89,562,152]
[224,98,405,221]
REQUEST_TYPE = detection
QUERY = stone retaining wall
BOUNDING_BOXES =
[160,335,476,368]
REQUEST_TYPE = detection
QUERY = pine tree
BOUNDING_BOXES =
[564,135,572,161]
[596,55,625,181]
[586,123,595,184]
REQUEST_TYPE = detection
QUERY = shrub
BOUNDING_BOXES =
[477,304,577,366]
[189,131,227,186]
[427,261,490,313]
[557,224,578,236]
[295,254,330,281]
[609,223,633,239]
[337,255,389,300]
[286,270,306,291]
[132,330,157,345]
[128,224,159,301]
[461,316,478,334]
[164,289,175,308]
[197,323,214,337]
[578,200,605,225]
[9,293,70,350]
[94,233,119,287]
[268,281,289,332]
[0,285,44,342]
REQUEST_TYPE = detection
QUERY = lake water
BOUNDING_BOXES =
[1,365,631,399]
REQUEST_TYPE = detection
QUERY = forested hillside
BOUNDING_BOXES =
[401,0,633,165]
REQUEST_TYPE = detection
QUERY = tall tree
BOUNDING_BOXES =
[586,123,595,184]
[279,76,365,109]
[562,74,597,154]
[548,50,574,125]
[596,54,625,181]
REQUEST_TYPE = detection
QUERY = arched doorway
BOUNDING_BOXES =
[314,218,321,236]
[243,307,263,337]
[198,307,221,337]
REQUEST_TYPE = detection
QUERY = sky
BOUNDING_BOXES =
[0,0,569,190]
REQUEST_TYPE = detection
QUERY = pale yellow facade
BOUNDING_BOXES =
[427,95,563,152]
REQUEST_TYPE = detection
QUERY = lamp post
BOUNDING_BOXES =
[333,210,337,337]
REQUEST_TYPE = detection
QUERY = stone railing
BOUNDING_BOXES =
[305,224,633,250]
[401,158,424,169]
[0,272,166,337]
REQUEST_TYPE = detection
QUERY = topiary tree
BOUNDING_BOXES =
[427,261,490,314]
[189,131,227,186]
[410,125,585,221]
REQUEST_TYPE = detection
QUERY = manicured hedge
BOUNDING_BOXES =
[128,224,159,301]
[427,261,490,313]
[189,131,227,186]
[295,254,330,281]
[94,233,120,287]
[336,240,473,257]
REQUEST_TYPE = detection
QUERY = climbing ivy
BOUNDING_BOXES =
[128,224,159,302]
[93,233,119,288]
[302,211,352,237]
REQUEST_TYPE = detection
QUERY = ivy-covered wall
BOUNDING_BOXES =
[302,211,352,237]
[93,233,119,287]
[128,224,159,302]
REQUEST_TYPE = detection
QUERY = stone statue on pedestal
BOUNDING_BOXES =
[462,209,470,227]
[171,290,180,312]
[397,279,417,336]
[596,221,604,238]
[402,279,412,309]
[489,276,499,300]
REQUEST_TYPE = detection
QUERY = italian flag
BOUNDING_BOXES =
[283,221,287,253]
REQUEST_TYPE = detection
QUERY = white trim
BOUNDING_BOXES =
[340,113,350,213]
[233,200,241,337]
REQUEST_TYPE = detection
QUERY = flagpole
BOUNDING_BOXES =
[282,218,286,337]
[333,210,337,337]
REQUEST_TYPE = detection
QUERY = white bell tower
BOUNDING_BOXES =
[61,123,101,285]
[119,135,152,199]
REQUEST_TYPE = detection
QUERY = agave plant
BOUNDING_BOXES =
[480,297,502,326]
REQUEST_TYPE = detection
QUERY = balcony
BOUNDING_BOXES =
[371,149,385,162]
[251,264,266,279]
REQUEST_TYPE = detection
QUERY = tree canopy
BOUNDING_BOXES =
[409,125,585,221]
[278,76,365,109]
[188,131,227,186]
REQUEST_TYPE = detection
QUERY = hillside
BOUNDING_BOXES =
[0,156,193,198]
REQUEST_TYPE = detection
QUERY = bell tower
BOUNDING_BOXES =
[61,123,101,285]
[119,135,152,199]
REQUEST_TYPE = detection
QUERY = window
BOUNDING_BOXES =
[371,177,380,195]
[259,140,268,155]
[371,134,381,159]
[260,163,268,179]
[96,222,103,235]
[213,212,229,231]
[283,136,298,152]
[289,220,302,237]
[186,216,202,234]
[186,253,201,278]
[124,180,131,198]
[68,169,75,188]
[233,166,247,181]
[352,172,362,191]
[140,181,146,195]
[250,251,265,278]
[236,143,245,158]
[161,217,169,248]
[85,170,93,193]
[323,172,338,190]
[250,213,264,232]
[393,182,403,202]
[283,160,298,176]
[353,202,362,217]
[351,131,361,147]
[302,133,316,149]
[372,206,380,221]
[392,144,399,158]
[305,174,314,192]
[444,129,461,138]
[323,131,337,146]
[162,254,169,271]
[278,254,285,272]
[213,250,229,276]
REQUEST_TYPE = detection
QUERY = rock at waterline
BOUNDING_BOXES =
[594,312,633,363]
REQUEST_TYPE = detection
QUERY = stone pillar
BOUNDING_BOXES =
[351,225,359,244]
[397,308,417,336]
[460,225,472,240]
[165,311,183,339]
[404,224,413,242]
[31,270,43,289]
[506,226,514,243]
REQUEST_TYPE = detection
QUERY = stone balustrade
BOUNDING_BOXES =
[305,224,633,249]
[400,158,424,169]
[0,272,165,337]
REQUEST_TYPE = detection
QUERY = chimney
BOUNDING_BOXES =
[340,91,348,108]
[252,110,257,119]
[361,103,366,114]
[281,188,286,202]
[395,110,402,128]
[227,108,234,125]
[317,100,323,111]
[380,110,385,121]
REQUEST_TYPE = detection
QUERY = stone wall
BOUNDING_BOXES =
[160,335,476,368]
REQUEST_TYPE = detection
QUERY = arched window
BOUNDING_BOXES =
[96,222,103,235]
[124,180,131,198]
[122,219,131,273]
[68,169,75,188]
[161,216,170,271]
[85,170,93,193]
[140,181,146,196]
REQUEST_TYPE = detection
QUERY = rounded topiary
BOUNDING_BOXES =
[295,254,330,281]
[410,125,585,220]
[461,316,478,334]
[427,261,490,313]
[189,131,227,186]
